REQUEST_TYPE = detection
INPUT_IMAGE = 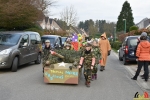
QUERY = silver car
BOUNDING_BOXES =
[0,31,42,72]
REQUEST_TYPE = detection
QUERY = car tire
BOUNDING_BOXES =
[35,53,41,64]
[11,57,18,72]
[119,52,123,61]
[123,56,128,65]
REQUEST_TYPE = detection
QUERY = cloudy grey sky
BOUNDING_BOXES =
[49,0,150,24]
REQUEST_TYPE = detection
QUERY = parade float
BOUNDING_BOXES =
[43,34,83,84]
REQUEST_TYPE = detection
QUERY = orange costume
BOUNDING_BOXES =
[99,33,111,70]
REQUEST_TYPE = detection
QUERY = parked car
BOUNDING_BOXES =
[41,35,62,49]
[0,31,42,72]
[61,37,67,46]
[118,36,150,65]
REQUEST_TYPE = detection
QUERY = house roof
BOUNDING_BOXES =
[136,18,150,28]
[71,26,83,34]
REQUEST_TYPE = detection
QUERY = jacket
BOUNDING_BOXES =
[136,41,150,61]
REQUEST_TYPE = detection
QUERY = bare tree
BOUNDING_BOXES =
[31,0,56,14]
[60,6,78,26]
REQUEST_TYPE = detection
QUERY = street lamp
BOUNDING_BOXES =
[123,19,126,33]
[114,27,116,42]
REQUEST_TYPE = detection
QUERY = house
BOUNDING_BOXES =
[38,17,63,31]
[136,18,150,29]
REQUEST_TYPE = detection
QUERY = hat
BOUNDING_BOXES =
[65,43,71,47]
[45,40,50,43]
[141,32,147,36]
[85,43,92,47]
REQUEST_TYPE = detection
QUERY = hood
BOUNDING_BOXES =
[0,45,12,51]
[101,32,107,39]
[140,41,150,48]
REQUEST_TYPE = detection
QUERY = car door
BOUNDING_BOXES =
[30,34,37,61]
[19,34,30,64]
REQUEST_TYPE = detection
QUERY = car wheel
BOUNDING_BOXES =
[35,53,41,64]
[123,56,128,65]
[119,52,123,61]
[11,57,18,72]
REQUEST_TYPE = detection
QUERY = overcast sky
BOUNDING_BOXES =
[49,0,150,24]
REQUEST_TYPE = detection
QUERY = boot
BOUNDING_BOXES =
[103,66,105,70]
[95,74,97,80]
[91,75,94,81]
[100,66,103,71]
[131,76,137,80]
[86,82,90,87]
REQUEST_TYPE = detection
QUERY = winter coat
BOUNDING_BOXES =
[136,40,150,61]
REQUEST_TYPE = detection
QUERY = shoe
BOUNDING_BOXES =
[140,75,144,77]
[131,77,137,80]
[95,74,97,80]
[103,66,105,70]
[145,79,148,82]
[100,66,103,71]
[86,82,90,87]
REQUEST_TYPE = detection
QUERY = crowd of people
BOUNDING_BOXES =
[42,32,111,87]
[42,31,150,87]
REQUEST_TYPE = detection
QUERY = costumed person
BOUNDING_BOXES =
[91,40,102,80]
[132,32,150,82]
[78,43,95,87]
[42,40,52,75]
[64,43,72,50]
[99,32,111,71]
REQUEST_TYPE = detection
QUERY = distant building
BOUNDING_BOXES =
[135,18,150,29]
[38,17,63,31]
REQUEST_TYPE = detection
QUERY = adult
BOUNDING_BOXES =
[132,32,150,82]
[99,32,111,71]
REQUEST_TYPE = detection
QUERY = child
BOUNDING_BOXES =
[91,40,102,80]
[78,43,95,87]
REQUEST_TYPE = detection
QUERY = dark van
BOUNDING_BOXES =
[0,31,42,72]
[119,36,150,65]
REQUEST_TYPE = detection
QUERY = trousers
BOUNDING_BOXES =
[134,61,149,80]
[84,68,92,82]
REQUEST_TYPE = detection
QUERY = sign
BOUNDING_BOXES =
[133,92,150,100]
[44,63,79,84]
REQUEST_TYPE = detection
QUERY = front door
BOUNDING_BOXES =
[19,34,30,64]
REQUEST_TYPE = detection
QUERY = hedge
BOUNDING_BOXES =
[110,41,122,50]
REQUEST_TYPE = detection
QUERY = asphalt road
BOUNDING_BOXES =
[0,52,146,100]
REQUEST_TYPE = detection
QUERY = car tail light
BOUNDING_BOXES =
[125,46,128,54]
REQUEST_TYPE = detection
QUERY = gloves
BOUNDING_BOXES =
[108,50,111,56]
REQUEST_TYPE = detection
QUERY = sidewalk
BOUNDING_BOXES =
[112,50,150,90]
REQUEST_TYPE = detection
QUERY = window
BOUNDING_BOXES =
[20,35,29,46]
[36,34,41,44]
[30,34,36,44]
[0,34,21,46]
[129,39,138,46]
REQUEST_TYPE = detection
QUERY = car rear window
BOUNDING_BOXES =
[129,38,138,46]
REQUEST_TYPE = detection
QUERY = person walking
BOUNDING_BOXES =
[131,32,150,82]
[99,32,111,71]
[91,39,101,80]
[78,43,95,87]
